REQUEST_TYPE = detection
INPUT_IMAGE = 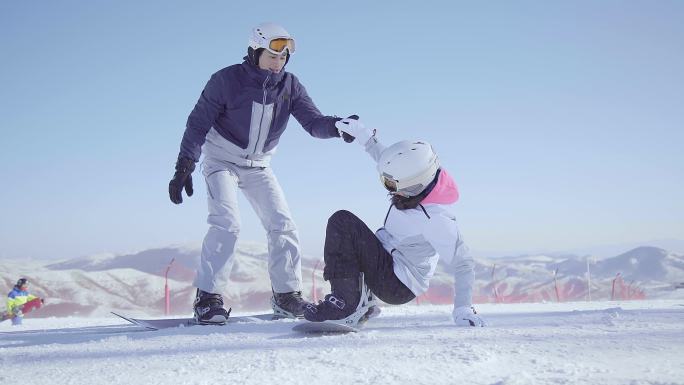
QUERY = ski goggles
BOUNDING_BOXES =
[381,175,399,193]
[380,175,411,197]
[266,38,296,55]
[380,174,427,197]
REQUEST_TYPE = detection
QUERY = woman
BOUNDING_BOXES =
[304,119,485,327]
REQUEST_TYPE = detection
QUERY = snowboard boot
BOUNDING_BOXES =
[304,273,378,326]
[271,290,310,318]
[193,289,231,325]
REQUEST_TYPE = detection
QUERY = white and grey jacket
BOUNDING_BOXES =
[365,138,475,309]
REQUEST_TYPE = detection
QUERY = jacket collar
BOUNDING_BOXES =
[241,60,285,88]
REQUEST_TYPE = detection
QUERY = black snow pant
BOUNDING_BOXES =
[323,210,416,305]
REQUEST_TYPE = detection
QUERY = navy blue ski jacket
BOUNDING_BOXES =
[178,60,340,165]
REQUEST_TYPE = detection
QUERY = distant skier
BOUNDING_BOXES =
[169,22,357,324]
[304,119,486,327]
[6,278,44,325]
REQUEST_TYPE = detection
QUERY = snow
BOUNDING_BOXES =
[2,300,683,385]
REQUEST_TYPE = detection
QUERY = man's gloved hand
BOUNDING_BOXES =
[335,118,375,146]
[453,305,486,327]
[40,298,45,304]
[169,156,195,204]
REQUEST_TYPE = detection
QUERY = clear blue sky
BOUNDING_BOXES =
[1,1,682,260]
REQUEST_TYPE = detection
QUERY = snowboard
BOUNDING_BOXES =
[112,312,283,330]
[1,298,43,322]
[292,320,360,334]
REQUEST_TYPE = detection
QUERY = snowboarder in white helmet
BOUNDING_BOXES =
[247,22,296,66]
[378,140,441,201]
[304,119,485,328]
[169,22,358,325]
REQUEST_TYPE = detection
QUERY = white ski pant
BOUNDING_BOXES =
[193,156,302,295]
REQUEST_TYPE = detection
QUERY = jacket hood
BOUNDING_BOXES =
[421,168,459,205]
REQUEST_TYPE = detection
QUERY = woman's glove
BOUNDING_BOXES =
[335,118,375,146]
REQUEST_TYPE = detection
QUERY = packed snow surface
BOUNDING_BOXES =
[2,300,683,385]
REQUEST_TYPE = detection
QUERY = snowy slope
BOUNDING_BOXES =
[1,300,683,385]
[2,244,683,318]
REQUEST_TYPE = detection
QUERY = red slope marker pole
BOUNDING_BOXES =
[312,259,322,303]
[165,258,175,315]
[553,268,561,303]
[611,273,621,301]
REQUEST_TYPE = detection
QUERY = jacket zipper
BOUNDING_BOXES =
[253,73,270,155]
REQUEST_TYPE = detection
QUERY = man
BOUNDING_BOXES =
[169,22,355,324]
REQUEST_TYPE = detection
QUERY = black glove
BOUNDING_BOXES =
[169,156,195,204]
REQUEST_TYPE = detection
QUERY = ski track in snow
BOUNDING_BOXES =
[1,300,683,385]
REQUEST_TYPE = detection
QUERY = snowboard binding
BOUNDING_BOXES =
[270,290,309,319]
[308,273,379,328]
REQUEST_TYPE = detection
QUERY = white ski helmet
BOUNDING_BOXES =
[248,22,296,55]
[377,140,440,197]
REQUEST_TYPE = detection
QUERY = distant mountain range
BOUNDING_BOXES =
[473,238,684,259]
[469,246,684,304]
[2,243,683,318]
